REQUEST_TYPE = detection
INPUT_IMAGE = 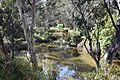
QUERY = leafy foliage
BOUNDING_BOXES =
[99,14,116,53]
[69,29,82,47]
[0,0,25,54]
[50,24,64,31]
[0,56,54,80]
[0,0,120,79]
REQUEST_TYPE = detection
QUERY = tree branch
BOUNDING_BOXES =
[104,0,118,32]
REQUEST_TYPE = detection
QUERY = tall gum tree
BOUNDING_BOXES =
[16,0,38,69]
[104,0,120,65]
[71,0,120,68]
[71,0,104,68]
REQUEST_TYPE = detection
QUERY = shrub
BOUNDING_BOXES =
[0,56,47,80]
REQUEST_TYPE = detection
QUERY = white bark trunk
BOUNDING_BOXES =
[16,0,38,69]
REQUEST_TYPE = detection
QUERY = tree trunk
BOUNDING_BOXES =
[16,0,38,69]
[71,0,102,68]
[104,29,120,64]
[104,0,120,64]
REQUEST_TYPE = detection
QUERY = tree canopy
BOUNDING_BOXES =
[0,0,120,80]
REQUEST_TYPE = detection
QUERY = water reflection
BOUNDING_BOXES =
[36,43,95,80]
[57,65,75,80]
[58,66,75,77]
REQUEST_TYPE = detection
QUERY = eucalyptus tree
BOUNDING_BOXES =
[44,0,62,27]
[104,0,120,65]
[71,0,120,68]
[54,0,73,28]
[71,0,107,68]
[54,0,80,28]
[16,0,38,69]
[43,0,75,28]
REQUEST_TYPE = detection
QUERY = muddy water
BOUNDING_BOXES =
[35,43,120,80]
[35,43,96,79]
